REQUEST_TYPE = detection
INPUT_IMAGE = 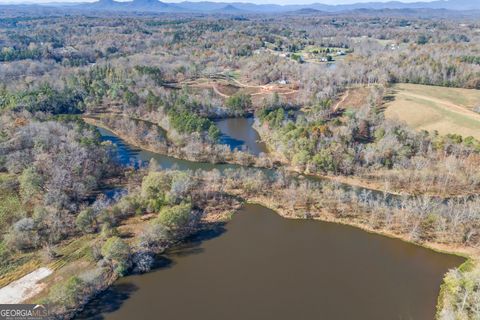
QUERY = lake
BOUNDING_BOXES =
[78,204,463,320]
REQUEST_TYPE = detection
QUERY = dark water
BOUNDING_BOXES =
[78,204,463,320]
[98,127,236,172]
[215,117,268,155]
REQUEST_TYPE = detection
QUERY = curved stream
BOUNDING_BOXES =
[97,123,392,202]
[79,118,465,320]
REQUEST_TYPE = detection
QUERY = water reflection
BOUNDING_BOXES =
[75,283,138,320]
[78,204,464,320]
[215,116,268,156]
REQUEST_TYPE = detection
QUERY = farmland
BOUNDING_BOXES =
[385,83,480,139]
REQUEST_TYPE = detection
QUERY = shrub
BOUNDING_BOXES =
[5,218,40,251]
[137,223,168,251]
[0,241,9,264]
[48,276,86,310]
[132,251,155,273]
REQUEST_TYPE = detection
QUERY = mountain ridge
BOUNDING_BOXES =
[87,0,480,12]
[3,0,480,13]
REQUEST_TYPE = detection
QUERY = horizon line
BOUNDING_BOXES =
[0,0,442,6]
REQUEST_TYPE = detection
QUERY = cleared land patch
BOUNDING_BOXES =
[183,75,298,107]
[335,86,373,111]
[0,267,52,303]
[385,83,480,139]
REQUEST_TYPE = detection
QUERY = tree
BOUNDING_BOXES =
[18,167,43,200]
[313,149,336,173]
[101,237,131,276]
[157,203,192,229]
[124,90,139,107]
[76,208,98,234]
[226,93,252,114]
[169,172,195,204]
[417,35,429,45]
[132,251,155,273]
[134,66,164,85]
[141,171,171,199]
[208,125,221,142]
[5,218,40,251]
[138,223,168,251]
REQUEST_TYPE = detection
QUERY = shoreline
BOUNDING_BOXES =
[71,197,476,319]
[244,196,475,260]
[84,116,423,198]
[252,122,480,198]
[70,115,479,320]
[240,196,477,319]
[83,116,267,168]
[89,115,478,199]
[83,116,479,260]
[2,172,476,318]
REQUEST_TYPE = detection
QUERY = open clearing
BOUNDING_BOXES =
[0,267,52,304]
[384,83,480,139]
[184,76,297,97]
[182,74,298,107]
[334,86,373,111]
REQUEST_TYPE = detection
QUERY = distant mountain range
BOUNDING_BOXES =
[86,0,185,12]
[3,0,480,14]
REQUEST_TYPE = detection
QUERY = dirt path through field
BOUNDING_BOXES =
[228,77,297,96]
[211,84,230,98]
[184,76,298,98]
[228,77,267,89]
[334,90,349,111]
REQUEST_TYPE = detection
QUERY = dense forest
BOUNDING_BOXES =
[0,9,480,319]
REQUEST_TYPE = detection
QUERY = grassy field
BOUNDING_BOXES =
[384,83,480,139]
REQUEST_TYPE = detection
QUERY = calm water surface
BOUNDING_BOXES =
[215,116,268,155]
[86,125,464,319]
[78,204,463,320]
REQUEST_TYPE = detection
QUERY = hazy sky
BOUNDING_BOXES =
[0,0,438,4]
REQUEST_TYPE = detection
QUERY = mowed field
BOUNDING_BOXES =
[385,83,480,139]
